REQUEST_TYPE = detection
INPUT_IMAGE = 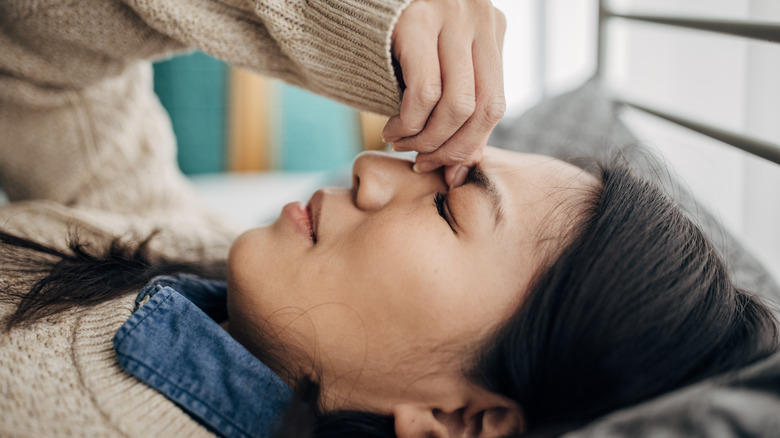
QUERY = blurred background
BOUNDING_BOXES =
[138,0,780,279]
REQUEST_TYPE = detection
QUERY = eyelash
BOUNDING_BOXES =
[434,192,457,234]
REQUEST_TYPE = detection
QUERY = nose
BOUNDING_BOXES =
[351,151,443,211]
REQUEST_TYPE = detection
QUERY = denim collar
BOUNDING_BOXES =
[113,274,292,438]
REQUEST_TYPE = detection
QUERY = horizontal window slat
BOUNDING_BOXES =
[603,11,780,44]
[615,99,780,166]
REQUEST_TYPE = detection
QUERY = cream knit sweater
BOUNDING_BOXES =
[0,1,409,436]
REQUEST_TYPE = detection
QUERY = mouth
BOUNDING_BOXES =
[306,190,324,244]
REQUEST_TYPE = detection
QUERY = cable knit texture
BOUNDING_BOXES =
[0,0,408,435]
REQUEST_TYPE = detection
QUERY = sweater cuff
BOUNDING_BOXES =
[255,0,412,116]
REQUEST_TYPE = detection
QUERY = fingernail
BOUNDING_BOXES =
[449,165,469,189]
[412,162,422,173]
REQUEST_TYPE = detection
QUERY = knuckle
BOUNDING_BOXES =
[417,83,442,107]
[428,152,454,167]
[482,94,506,124]
[448,94,476,120]
[415,1,439,26]
[406,135,439,154]
[416,140,441,153]
[446,148,471,163]
[436,142,472,164]
[437,155,466,167]
[417,146,440,154]
[398,114,425,133]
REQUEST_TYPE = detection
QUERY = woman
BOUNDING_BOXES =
[1,2,778,438]
[3,145,779,437]
[226,147,600,434]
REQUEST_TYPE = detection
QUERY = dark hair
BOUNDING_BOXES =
[0,229,226,329]
[1,159,777,437]
[469,162,779,435]
[276,159,778,437]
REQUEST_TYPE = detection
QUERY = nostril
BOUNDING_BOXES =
[352,175,360,203]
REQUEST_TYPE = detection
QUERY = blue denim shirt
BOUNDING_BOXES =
[113,274,293,438]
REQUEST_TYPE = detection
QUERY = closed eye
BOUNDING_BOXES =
[434,192,458,234]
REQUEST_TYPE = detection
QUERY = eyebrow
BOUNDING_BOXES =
[464,166,504,227]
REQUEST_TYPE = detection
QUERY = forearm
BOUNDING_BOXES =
[124,0,411,115]
[0,0,408,114]
[0,0,410,210]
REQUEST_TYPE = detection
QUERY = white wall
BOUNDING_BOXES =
[610,0,780,280]
[492,0,539,116]
[493,0,599,116]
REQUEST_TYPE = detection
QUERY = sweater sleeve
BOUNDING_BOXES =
[124,0,409,115]
[0,0,408,115]
[0,0,408,220]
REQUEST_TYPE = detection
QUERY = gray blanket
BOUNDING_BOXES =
[490,80,780,437]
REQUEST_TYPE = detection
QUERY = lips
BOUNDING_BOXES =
[281,190,324,244]
[281,201,313,243]
[307,190,324,244]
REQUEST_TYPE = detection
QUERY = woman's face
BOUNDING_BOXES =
[227,147,598,417]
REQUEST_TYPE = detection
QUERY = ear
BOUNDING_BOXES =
[392,402,524,438]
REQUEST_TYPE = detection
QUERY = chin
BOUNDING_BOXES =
[228,227,260,264]
[227,227,270,286]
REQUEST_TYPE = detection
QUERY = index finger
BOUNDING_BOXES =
[382,17,442,142]
[413,23,504,176]
[444,148,483,188]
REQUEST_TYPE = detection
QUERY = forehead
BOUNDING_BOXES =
[432,148,601,329]
[480,147,596,185]
[477,146,600,256]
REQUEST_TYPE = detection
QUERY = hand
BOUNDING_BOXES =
[383,0,506,188]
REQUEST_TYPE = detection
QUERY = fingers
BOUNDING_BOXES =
[382,4,442,142]
[445,165,471,189]
[392,29,476,157]
[445,149,482,188]
[386,0,506,184]
[382,57,441,141]
[414,23,505,187]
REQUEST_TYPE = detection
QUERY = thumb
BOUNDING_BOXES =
[444,149,482,188]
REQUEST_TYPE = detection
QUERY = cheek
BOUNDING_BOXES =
[334,216,477,336]
[227,226,310,317]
